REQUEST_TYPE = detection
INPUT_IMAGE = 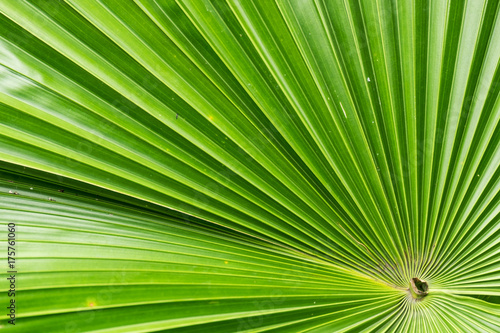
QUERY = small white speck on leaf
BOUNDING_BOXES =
[340,102,347,118]
[367,77,371,82]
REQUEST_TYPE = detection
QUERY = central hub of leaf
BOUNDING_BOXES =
[409,277,428,300]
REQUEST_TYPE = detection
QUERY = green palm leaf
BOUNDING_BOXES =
[0,0,498,331]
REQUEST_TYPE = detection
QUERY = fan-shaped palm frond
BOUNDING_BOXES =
[0,0,499,332]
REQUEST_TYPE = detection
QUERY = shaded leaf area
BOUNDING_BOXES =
[1,177,498,332]
[0,0,499,331]
[0,176,400,332]
[0,161,259,239]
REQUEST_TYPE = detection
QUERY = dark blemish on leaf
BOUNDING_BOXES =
[58,189,65,193]
[410,277,428,300]
[48,197,56,201]
[176,113,179,119]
